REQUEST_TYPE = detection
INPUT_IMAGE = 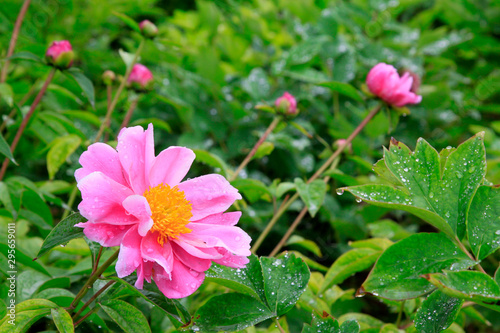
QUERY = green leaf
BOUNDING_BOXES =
[340,320,361,333]
[193,293,274,332]
[467,185,500,260]
[0,243,51,276]
[100,299,151,333]
[414,290,463,333]
[206,254,266,302]
[192,149,230,178]
[302,313,340,333]
[320,248,381,294]
[361,233,476,300]
[0,309,50,332]
[318,81,363,102]
[113,12,141,33]
[0,83,13,106]
[261,253,310,315]
[47,134,81,179]
[242,68,270,100]
[51,307,74,333]
[424,271,500,303]
[61,110,101,126]
[286,235,322,257]
[253,141,274,160]
[231,179,272,203]
[65,68,95,108]
[294,178,327,217]
[0,133,16,164]
[343,133,486,240]
[8,51,43,63]
[36,212,86,258]
[276,182,296,198]
[131,118,171,133]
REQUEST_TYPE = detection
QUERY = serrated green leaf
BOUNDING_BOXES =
[36,212,86,258]
[47,134,81,179]
[261,253,310,315]
[231,179,272,203]
[100,299,151,333]
[343,134,486,240]
[113,12,141,32]
[0,133,16,164]
[361,233,476,300]
[295,178,327,217]
[424,271,500,303]
[65,69,95,108]
[320,248,380,294]
[193,293,274,332]
[467,185,500,261]
[414,290,463,333]
[51,307,74,333]
[318,81,363,102]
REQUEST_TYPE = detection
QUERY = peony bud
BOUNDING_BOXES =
[366,63,422,107]
[46,40,74,69]
[139,20,158,39]
[275,92,298,116]
[127,64,154,91]
[102,70,116,86]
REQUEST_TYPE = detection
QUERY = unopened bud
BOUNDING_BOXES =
[46,40,74,69]
[102,70,116,86]
[139,20,158,39]
[275,92,298,116]
[128,64,154,91]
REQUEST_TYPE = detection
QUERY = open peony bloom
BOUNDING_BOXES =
[75,124,251,298]
[128,64,154,91]
[366,63,422,107]
[46,40,74,69]
[275,92,298,115]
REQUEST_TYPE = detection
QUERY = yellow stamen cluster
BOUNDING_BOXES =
[143,183,192,245]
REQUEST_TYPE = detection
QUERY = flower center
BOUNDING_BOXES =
[143,184,192,245]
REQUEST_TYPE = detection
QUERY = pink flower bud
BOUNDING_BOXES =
[46,40,74,69]
[139,20,158,38]
[366,63,422,107]
[275,92,298,115]
[128,64,154,91]
[102,70,116,86]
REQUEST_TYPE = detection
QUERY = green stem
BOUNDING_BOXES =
[0,68,56,181]
[94,39,145,142]
[92,246,103,274]
[396,300,405,328]
[69,249,119,312]
[455,236,487,274]
[61,184,78,220]
[251,103,382,254]
[230,117,280,182]
[72,280,115,321]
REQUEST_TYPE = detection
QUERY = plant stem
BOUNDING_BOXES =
[94,39,144,142]
[274,318,286,333]
[0,0,31,83]
[0,77,39,133]
[72,280,115,320]
[251,104,382,253]
[396,300,405,328]
[230,117,280,182]
[73,306,99,328]
[119,98,139,130]
[455,236,487,274]
[0,68,56,181]
[61,184,78,219]
[69,249,119,312]
[92,246,103,274]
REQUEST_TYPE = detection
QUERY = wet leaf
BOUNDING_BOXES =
[47,134,81,180]
[295,178,327,217]
[100,299,151,333]
[37,213,86,258]
[414,290,463,333]
[51,307,74,333]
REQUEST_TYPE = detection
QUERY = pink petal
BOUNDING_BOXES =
[213,247,250,268]
[77,172,136,225]
[187,223,251,256]
[149,147,196,187]
[366,63,393,95]
[172,243,212,271]
[117,124,155,194]
[135,260,154,289]
[178,174,242,221]
[122,195,153,236]
[172,236,222,259]
[116,225,142,278]
[75,222,131,247]
[153,260,205,299]
[75,143,126,185]
[193,212,242,226]
[141,232,174,276]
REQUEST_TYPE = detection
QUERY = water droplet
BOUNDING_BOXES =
[336,188,344,195]
[355,197,362,203]
[456,171,463,179]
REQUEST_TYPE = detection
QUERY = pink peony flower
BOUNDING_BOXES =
[46,40,74,69]
[366,63,422,107]
[128,64,154,90]
[275,92,298,115]
[75,124,251,298]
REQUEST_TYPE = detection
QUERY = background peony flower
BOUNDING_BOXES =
[128,64,154,91]
[139,20,158,38]
[275,91,298,115]
[75,124,251,298]
[366,63,422,107]
[45,40,74,69]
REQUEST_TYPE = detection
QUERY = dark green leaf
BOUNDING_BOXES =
[467,185,500,260]
[36,212,86,259]
[112,12,141,32]
[302,313,340,333]
[295,178,327,217]
[361,233,476,300]
[65,69,95,107]
[0,243,51,276]
[100,299,151,333]
[51,307,74,333]
[0,133,16,164]
[414,290,463,333]
[8,51,44,63]
[318,81,363,102]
